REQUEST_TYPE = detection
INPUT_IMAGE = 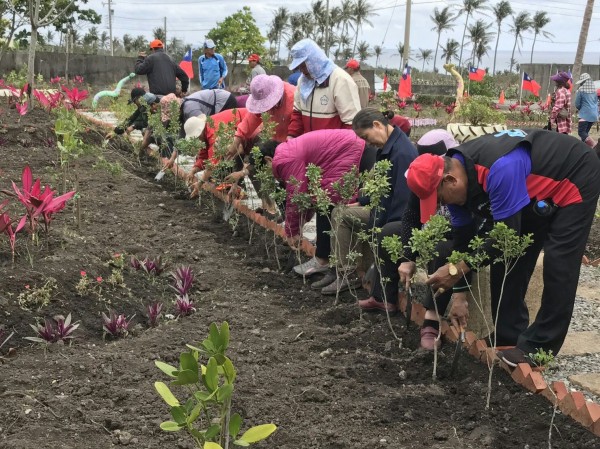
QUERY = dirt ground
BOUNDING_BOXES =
[0,108,599,449]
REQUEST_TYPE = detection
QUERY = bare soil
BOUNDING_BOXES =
[0,108,599,449]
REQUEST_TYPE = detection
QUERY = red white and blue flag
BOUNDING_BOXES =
[179,49,194,80]
[469,66,485,82]
[522,72,541,96]
[398,64,412,99]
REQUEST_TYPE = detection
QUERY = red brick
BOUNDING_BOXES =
[464,331,477,349]
[498,359,513,374]
[440,320,450,336]
[560,391,587,419]
[481,348,499,367]
[575,401,600,428]
[592,419,600,437]
[446,325,460,343]
[511,363,533,385]
[398,291,407,313]
[523,371,547,394]
[552,381,569,402]
[540,386,559,404]
[469,340,487,358]
[411,303,426,326]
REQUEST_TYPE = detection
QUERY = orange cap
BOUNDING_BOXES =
[150,39,164,49]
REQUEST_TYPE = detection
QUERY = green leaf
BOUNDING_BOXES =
[170,406,187,425]
[186,344,203,353]
[160,420,183,431]
[237,424,277,443]
[222,357,237,384]
[204,357,218,392]
[233,440,250,447]
[155,361,178,378]
[194,390,216,402]
[220,321,230,350]
[187,403,202,425]
[173,368,199,385]
[229,413,242,438]
[154,381,180,407]
[204,443,223,449]
[205,424,221,440]
[217,383,234,402]
[180,351,198,373]
[208,322,220,347]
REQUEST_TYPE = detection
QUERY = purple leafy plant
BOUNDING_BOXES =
[141,256,166,276]
[146,302,163,327]
[102,310,135,338]
[130,255,141,270]
[170,265,194,297]
[175,294,195,317]
[25,313,79,344]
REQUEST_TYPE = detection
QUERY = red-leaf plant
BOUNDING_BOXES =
[0,200,27,261]
[170,265,194,297]
[25,313,80,344]
[102,310,135,338]
[33,89,63,112]
[146,302,163,327]
[445,103,456,114]
[6,166,76,235]
[175,294,195,317]
[61,85,88,109]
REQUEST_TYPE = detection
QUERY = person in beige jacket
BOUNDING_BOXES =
[345,59,371,109]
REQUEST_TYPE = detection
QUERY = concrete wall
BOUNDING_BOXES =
[521,64,600,99]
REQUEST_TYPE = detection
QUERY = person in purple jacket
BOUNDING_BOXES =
[252,129,377,274]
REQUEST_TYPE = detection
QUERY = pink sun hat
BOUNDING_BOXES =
[246,75,285,114]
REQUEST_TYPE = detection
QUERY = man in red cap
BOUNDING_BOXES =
[245,53,266,90]
[403,129,600,366]
[345,58,370,109]
[135,39,189,96]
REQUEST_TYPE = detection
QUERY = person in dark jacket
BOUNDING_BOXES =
[405,129,600,366]
[134,39,189,96]
[109,87,149,138]
[310,108,417,302]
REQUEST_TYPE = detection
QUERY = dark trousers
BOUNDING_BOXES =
[370,221,403,302]
[577,121,594,141]
[421,239,454,315]
[493,190,599,354]
[315,209,332,260]
[221,93,238,112]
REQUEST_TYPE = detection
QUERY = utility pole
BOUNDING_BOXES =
[164,17,167,52]
[324,0,330,57]
[402,0,411,69]
[108,0,114,56]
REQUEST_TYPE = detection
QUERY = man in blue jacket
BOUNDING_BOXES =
[574,73,599,148]
[198,39,228,90]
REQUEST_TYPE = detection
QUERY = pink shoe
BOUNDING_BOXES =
[420,326,442,351]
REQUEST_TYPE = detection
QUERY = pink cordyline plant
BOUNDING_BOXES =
[170,265,194,297]
[445,103,456,114]
[130,255,142,270]
[61,85,88,109]
[72,75,84,85]
[0,200,26,261]
[102,310,135,338]
[50,76,62,84]
[15,102,28,117]
[146,302,164,327]
[175,294,195,317]
[33,89,62,112]
[25,313,80,344]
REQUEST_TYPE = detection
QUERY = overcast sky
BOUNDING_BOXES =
[80,0,600,70]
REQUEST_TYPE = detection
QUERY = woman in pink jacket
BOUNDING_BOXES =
[254,129,376,274]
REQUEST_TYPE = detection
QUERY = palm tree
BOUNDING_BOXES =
[468,20,493,68]
[83,27,99,53]
[457,0,488,69]
[153,27,165,42]
[337,0,355,56]
[122,34,133,53]
[357,40,371,62]
[509,11,531,72]
[430,6,456,73]
[441,38,460,64]
[271,7,289,62]
[374,45,382,68]
[99,31,109,51]
[133,35,147,52]
[529,11,552,64]
[351,0,376,57]
[397,41,405,70]
[492,0,512,75]
[474,35,493,67]
[417,48,433,72]
[572,0,594,84]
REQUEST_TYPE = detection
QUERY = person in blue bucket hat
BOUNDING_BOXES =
[286,38,361,139]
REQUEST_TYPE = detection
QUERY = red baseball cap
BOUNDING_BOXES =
[345,59,360,70]
[248,54,260,62]
[150,39,163,49]
[405,154,445,224]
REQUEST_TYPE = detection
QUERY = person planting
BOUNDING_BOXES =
[315,108,417,300]
[403,129,600,366]
[109,87,149,138]
[250,130,377,274]
[180,89,238,125]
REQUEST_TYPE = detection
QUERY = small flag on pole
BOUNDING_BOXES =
[522,72,541,97]
[469,67,485,82]
[398,64,412,99]
[179,49,194,80]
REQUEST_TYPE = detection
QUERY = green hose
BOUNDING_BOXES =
[92,73,136,109]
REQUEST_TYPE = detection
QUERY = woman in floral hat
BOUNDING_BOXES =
[549,71,572,134]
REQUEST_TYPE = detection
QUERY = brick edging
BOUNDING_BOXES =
[78,109,600,437]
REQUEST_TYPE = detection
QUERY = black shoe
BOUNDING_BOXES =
[497,347,535,368]
[311,269,337,290]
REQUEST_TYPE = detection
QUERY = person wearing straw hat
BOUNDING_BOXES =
[574,72,598,148]
[549,71,572,134]
[134,39,189,96]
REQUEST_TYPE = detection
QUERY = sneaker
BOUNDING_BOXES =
[497,347,534,368]
[358,296,398,314]
[311,269,337,290]
[420,326,442,351]
[293,257,329,277]
[321,273,362,295]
